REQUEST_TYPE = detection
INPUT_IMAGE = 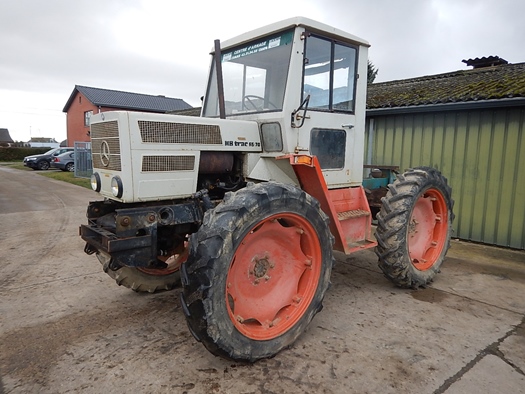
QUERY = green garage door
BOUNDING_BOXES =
[366,106,525,250]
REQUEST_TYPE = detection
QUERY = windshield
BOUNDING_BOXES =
[203,29,294,117]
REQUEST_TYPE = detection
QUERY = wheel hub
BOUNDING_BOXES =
[251,255,273,281]
[225,213,322,340]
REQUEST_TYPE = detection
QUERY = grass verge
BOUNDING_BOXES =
[0,161,91,189]
[38,170,91,189]
[0,162,29,171]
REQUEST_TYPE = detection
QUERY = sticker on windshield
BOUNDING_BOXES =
[268,37,281,48]
[222,30,293,62]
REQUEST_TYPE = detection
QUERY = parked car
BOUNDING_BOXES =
[23,147,74,170]
[51,151,75,172]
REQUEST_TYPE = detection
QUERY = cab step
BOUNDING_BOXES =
[337,209,370,221]
[281,154,377,255]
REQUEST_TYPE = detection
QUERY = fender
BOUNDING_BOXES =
[278,154,377,254]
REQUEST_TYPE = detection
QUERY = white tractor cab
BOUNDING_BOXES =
[81,17,453,362]
[202,18,368,189]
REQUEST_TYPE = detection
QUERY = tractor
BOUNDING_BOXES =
[80,17,453,362]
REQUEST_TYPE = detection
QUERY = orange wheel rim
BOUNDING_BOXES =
[137,243,188,276]
[226,213,322,340]
[408,188,449,271]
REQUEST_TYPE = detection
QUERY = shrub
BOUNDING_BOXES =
[0,147,52,161]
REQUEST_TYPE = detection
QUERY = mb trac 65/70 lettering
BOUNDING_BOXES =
[80,17,454,362]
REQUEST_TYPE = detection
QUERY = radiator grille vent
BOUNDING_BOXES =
[142,155,195,172]
[90,121,122,171]
[92,137,121,154]
[92,154,122,171]
[90,121,119,139]
[138,121,222,144]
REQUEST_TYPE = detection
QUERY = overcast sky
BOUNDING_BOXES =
[1,0,523,143]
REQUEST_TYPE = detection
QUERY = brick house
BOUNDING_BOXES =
[62,85,193,144]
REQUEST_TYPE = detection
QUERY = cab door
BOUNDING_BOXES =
[296,33,361,188]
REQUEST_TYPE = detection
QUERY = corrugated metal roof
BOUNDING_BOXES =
[63,85,193,113]
[367,62,525,109]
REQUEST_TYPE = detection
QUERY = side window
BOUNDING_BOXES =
[333,44,356,111]
[303,34,357,112]
[310,128,346,169]
[304,36,331,109]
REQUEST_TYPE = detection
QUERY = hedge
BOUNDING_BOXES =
[0,147,52,161]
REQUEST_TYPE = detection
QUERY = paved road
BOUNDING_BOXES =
[0,165,524,393]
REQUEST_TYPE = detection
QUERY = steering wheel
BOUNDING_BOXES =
[242,95,278,111]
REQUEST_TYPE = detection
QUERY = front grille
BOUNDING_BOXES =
[142,155,195,172]
[92,137,120,154]
[90,121,119,139]
[92,154,122,171]
[90,121,122,171]
[138,121,222,144]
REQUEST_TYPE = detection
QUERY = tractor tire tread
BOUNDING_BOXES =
[181,182,334,362]
[375,167,454,288]
[97,253,180,293]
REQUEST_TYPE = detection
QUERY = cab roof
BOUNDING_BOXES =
[216,16,370,52]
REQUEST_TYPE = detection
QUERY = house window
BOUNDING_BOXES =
[84,110,93,126]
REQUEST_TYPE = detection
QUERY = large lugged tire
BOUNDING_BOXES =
[375,167,454,288]
[181,182,334,362]
[96,251,183,293]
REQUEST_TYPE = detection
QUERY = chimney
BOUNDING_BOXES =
[462,56,508,69]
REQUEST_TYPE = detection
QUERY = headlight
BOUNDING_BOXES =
[111,176,123,198]
[27,157,37,161]
[90,173,101,192]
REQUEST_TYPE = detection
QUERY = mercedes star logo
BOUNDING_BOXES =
[100,140,110,167]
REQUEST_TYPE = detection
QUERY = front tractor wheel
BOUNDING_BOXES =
[375,167,454,288]
[181,182,334,362]
[96,247,186,293]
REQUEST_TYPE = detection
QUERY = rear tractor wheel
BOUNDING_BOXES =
[375,167,454,288]
[181,182,334,361]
